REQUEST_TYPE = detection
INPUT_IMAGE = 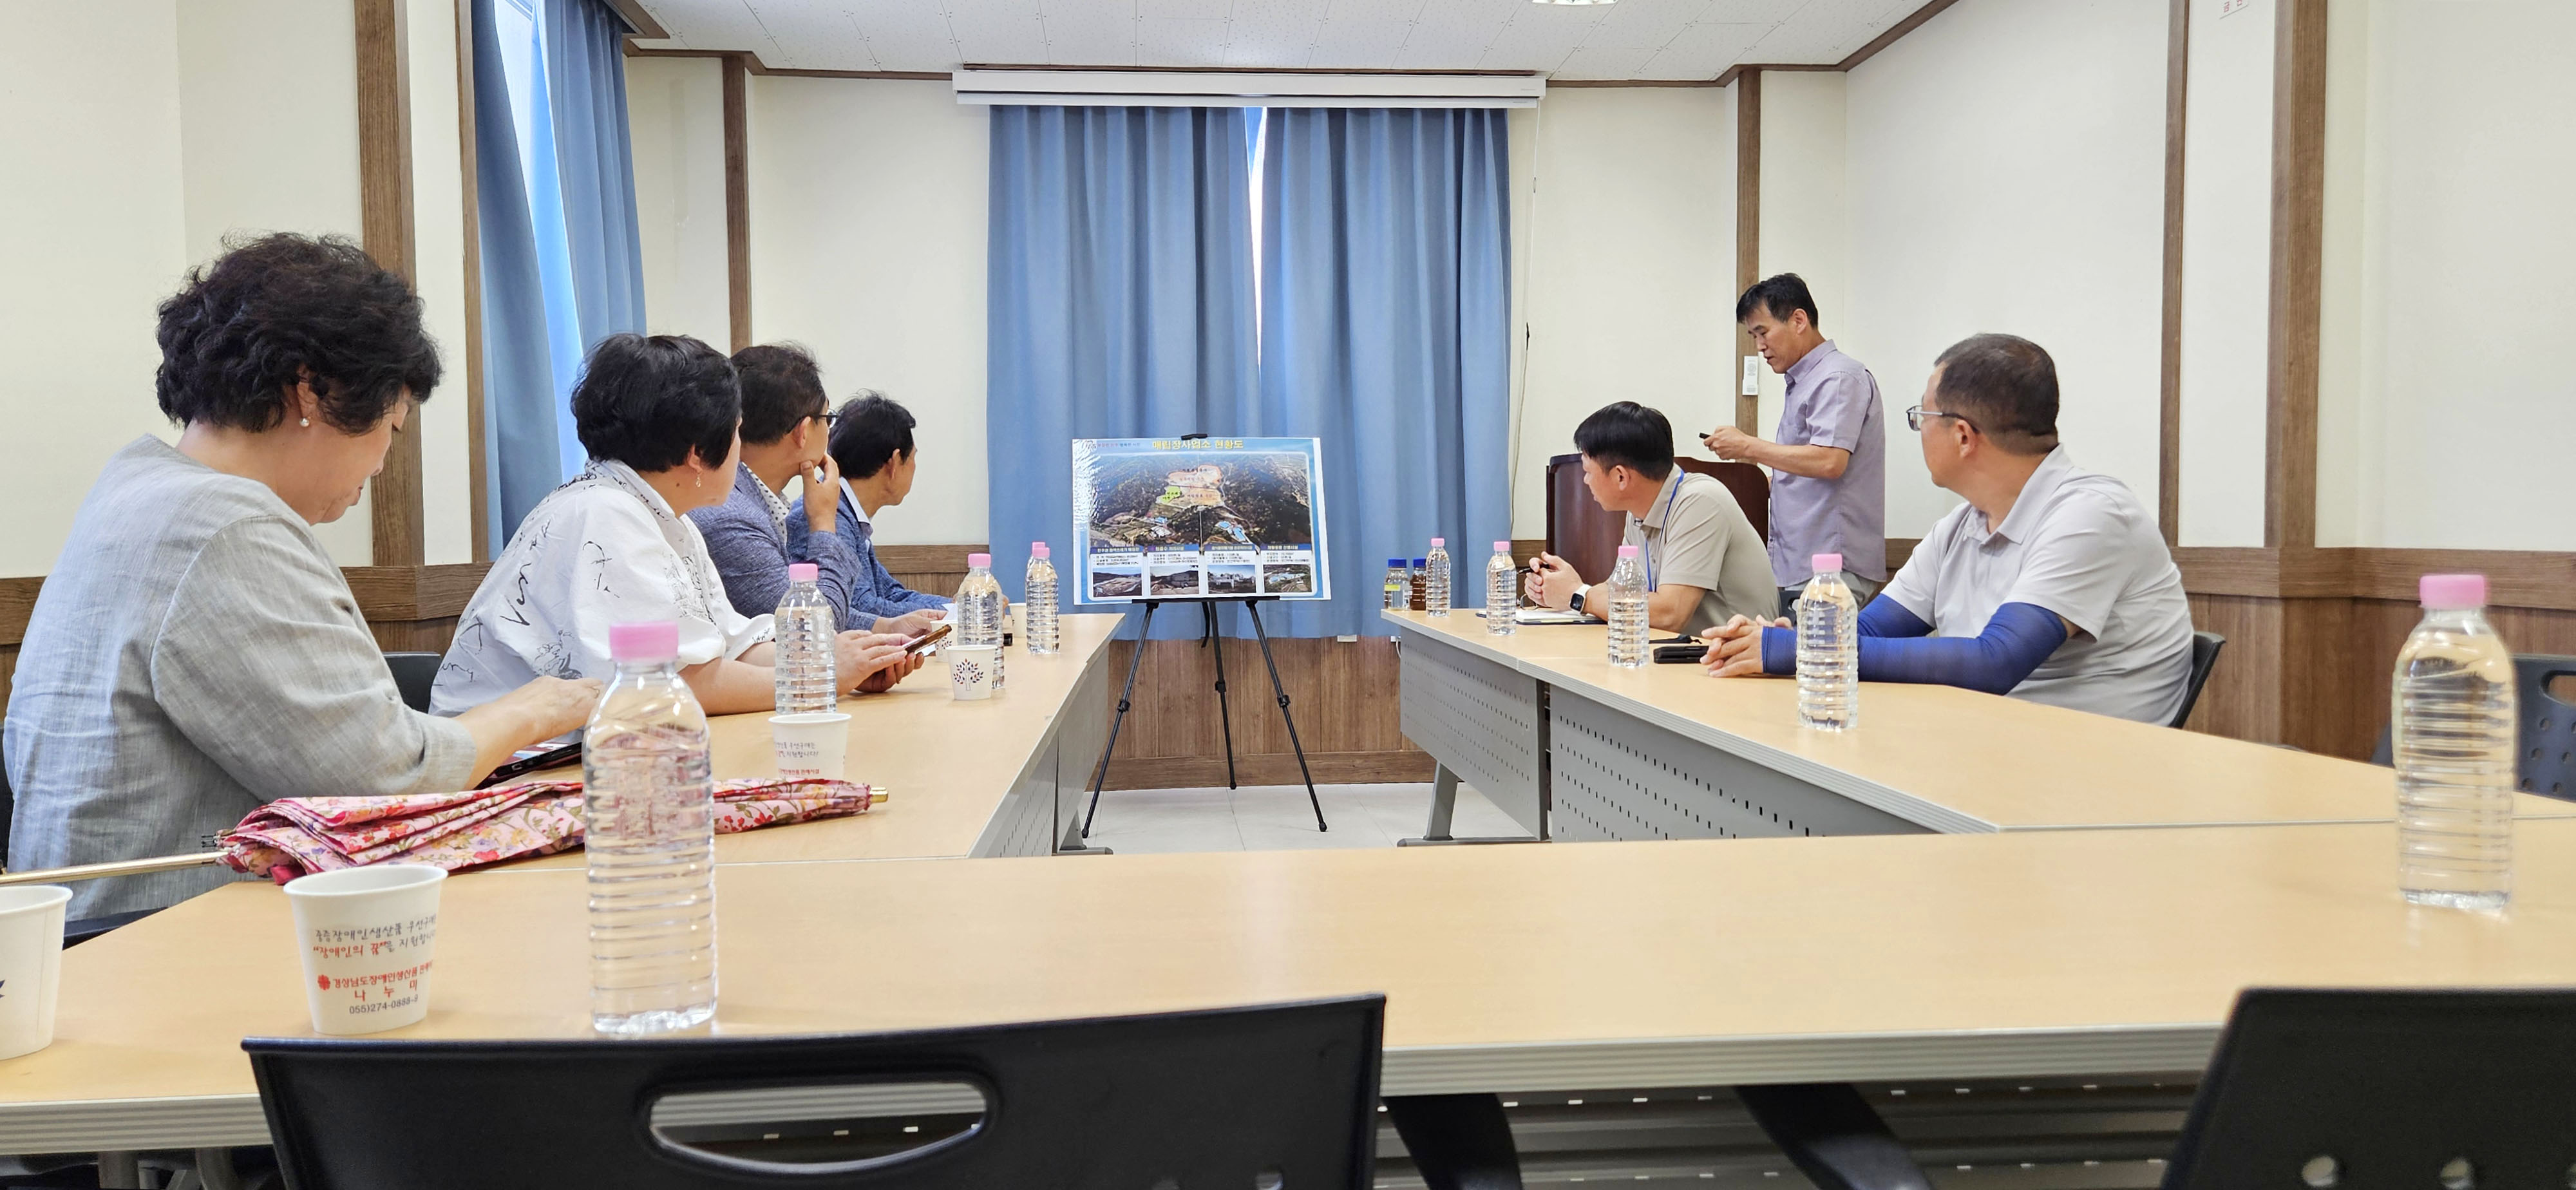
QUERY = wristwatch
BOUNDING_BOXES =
[1569,590,1587,615]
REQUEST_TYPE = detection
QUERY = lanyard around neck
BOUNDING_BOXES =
[1642,475,1683,592]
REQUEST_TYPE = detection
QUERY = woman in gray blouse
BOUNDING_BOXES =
[2,234,598,917]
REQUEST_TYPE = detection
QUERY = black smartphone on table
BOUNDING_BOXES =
[478,740,582,788]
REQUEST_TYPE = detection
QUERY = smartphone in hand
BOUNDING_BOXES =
[904,622,955,654]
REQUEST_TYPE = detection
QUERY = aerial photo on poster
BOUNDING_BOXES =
[1072,437,1331,603]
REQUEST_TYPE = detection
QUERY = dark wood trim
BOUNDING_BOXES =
[1550,79,1725,89]
[2170,547,2576,612]
[1833,0,1963,71]
[598,0,668,40]
[2264,0,2327,551]
[0,577,38,647]
[356,0,426,568]
[962,63,1540,77]
[722,53,752,352]
[455,0,489,562]
[2157,0,2189,547]
[1732,69,1763,434]
[1713,62,1837,90]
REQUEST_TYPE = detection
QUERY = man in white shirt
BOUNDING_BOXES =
[1703,334,2193,724]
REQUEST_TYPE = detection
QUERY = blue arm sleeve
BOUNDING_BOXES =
[1758,601,2069,696]
[1759,594,1929,670]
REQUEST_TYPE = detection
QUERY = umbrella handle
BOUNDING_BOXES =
[0,852,225,886]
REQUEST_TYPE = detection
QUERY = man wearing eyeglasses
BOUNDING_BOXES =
[1701,334,2192,725]
[1702,273,1888,618]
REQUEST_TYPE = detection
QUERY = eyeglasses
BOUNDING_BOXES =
[1904,404,1979,433]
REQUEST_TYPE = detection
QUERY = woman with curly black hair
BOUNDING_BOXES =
[431,333,922,719]
[2,234,601,917]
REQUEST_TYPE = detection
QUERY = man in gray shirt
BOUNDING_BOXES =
[1526,402,1775,636]
[1703,274,1887,616]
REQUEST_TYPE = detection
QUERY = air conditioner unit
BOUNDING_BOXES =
[952,70,1545,109]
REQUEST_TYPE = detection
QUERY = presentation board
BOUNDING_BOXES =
[1070,437,1332,603]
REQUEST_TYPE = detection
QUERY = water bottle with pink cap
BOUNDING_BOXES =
[1424,537,1452,616]
[2394,572,2517,909]
[772,561,837,715]
[1797,552,1858,731]
[1025,543,1059,656]
[1607,545,1649,668]
[584,620,717,1035]
[956,552,1005,691]
[1484,542,1517,636]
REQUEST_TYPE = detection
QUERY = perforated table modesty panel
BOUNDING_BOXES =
[1397,628,1547,838]
[1546,687,1929,842]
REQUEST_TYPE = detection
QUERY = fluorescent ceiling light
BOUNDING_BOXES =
[953,70,1545,109]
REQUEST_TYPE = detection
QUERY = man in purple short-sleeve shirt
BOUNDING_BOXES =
[1703,273,1888,618]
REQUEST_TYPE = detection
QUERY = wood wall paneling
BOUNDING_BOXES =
[1732,68,1762,435]
[2157,0,2190,545]
[722,53,752,352]
[1096,636,1429,791]
[2263,0,2328,550]
[356,0,426,569]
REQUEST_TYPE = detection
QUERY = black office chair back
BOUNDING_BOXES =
[383,651,440,713]
[2161,988,2576,1189]
[247,995,1385,1189]
[2369,654,2575,801]
[2169,631,2226,729]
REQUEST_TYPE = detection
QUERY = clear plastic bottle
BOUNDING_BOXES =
[955,553,1006,692]
[1796,552,1859,732]
[1025,543,1059,656]
[1485,542,1517,637]
[2394,572,2517,910]
[1606,545,1649,668]
[1425,538,1452,618]
[1410,558,1428,611]
[583,620,717,1035]
[1384,558,1410,612]
[771,562,837,715]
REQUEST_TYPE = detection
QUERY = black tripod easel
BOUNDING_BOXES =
[1081,596,1328,836]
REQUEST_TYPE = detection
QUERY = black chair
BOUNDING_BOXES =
[2169,630,2226,730]
[384,651,441,713]
[2369,653,2576,800]
[247,996,1385,1189]
[2162,988,2576,1187]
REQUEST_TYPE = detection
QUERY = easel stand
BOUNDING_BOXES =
[1082,596,1328,836]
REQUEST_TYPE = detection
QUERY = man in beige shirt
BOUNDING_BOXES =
[1526,402,1776,636]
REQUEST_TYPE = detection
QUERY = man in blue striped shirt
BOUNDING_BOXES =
[788,392,978,629]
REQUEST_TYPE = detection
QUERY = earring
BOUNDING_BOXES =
[299,417,310,428]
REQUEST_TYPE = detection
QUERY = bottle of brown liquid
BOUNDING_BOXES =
[1410,558,1428,611]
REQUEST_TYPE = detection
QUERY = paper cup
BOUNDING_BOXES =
[0,887,71,1060]
[283,864,445,1035]
[770,711,853,780]
[948,644,998,701]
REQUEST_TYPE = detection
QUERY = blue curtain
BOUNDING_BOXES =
[1256,108,1513,637]
[472,0,647,546]
[985,106,1260,640]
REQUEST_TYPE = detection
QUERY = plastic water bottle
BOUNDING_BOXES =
[583,621,717,1035]
[1796,552,1859,732]
[1025,543,1059,656]
[771,562,837,715]
[1425,538,1452,617]
[2394,573,2517,910]
[1384,558,1409,611]
[956,552,1006,692]
[1486,542,1517,637]
[1606,545,1649,668]
[1410,558,1428,611]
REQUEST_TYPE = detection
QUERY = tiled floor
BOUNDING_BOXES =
[1080,781,1533,853]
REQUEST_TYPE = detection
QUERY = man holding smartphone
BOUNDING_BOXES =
[692,344,943,637]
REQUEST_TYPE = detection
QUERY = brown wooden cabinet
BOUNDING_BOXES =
[1543,454,1769,583]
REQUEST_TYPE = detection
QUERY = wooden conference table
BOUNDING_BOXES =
[1382,608,2573,841]
[5,607,2573,1155]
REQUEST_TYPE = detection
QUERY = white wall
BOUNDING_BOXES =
[1841,0,2171,540]
[626,55,730,346]
[1510,86,1736,538]
[2175,0,2275,547]
[0,2,191,577]
[0,0,488,576]
[745,77,992,546]
[2315,0,2576,551]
